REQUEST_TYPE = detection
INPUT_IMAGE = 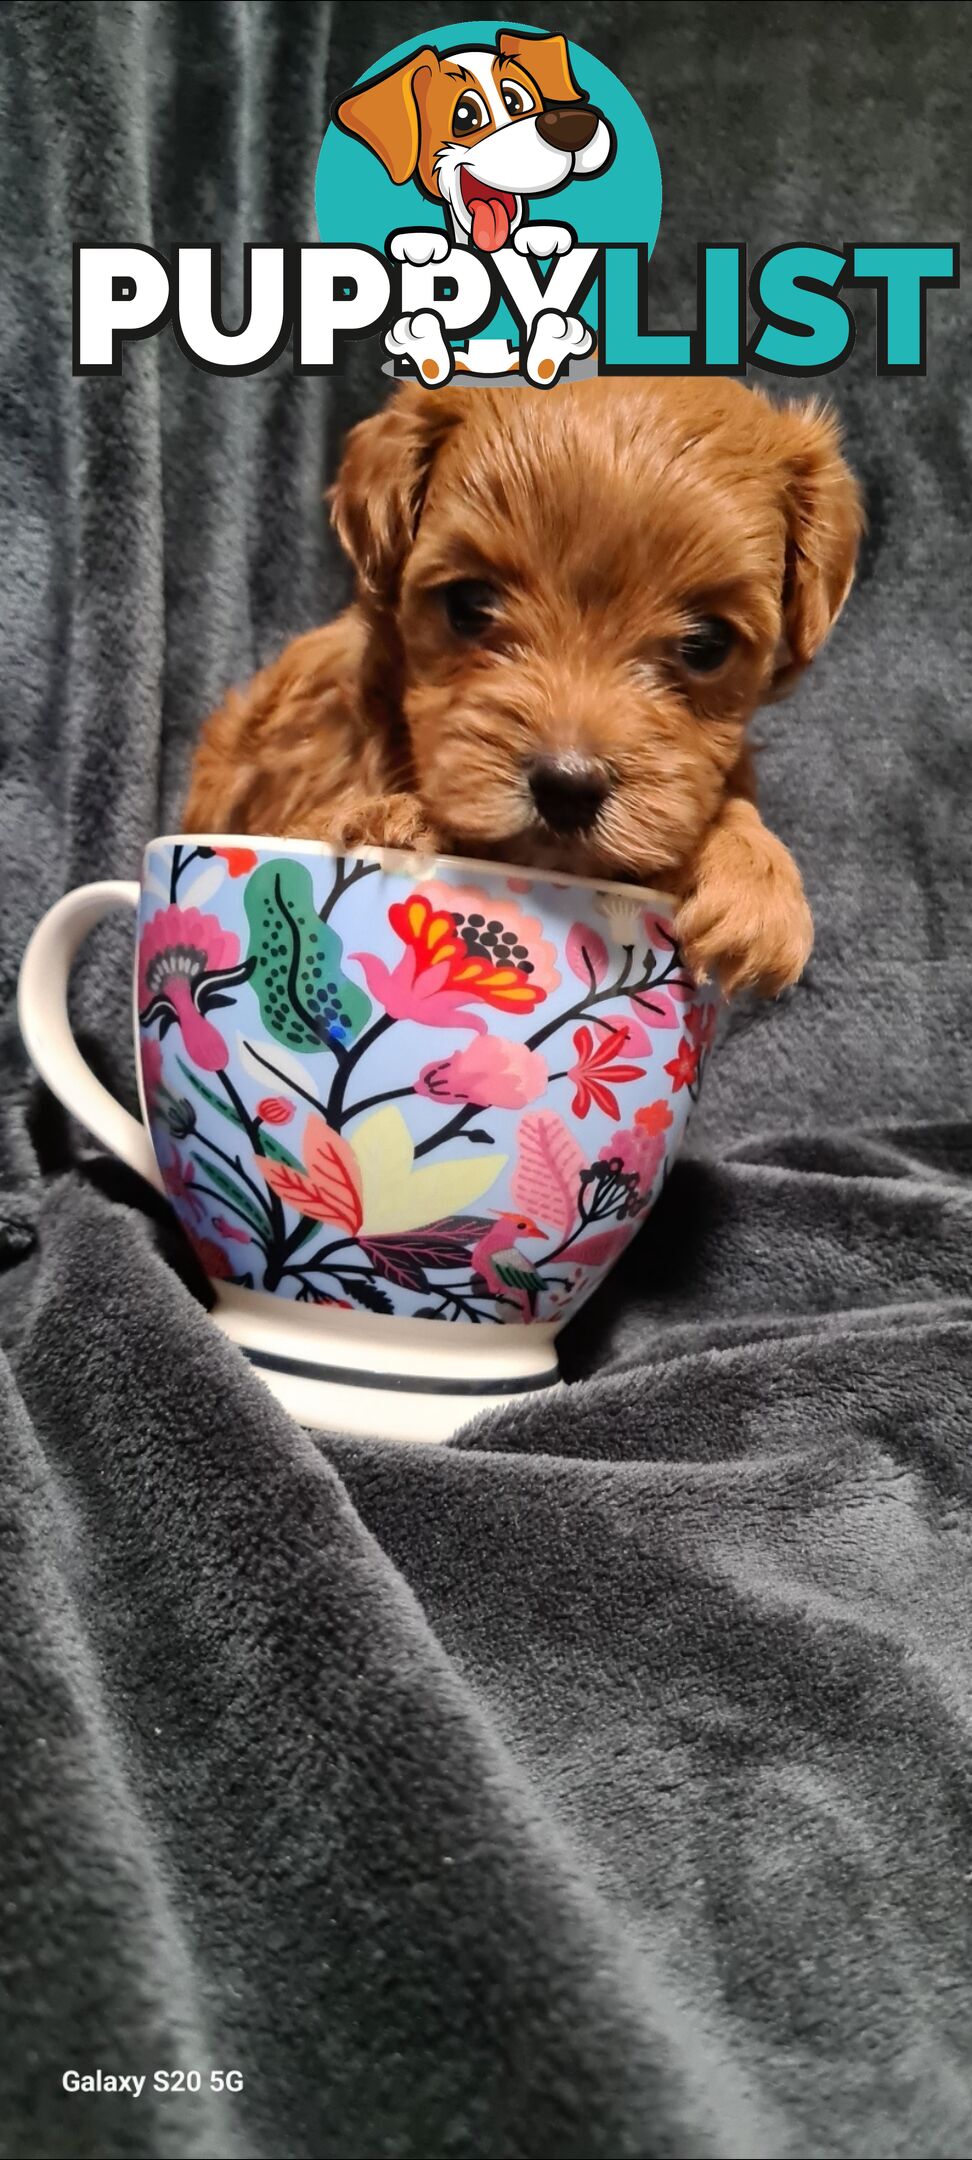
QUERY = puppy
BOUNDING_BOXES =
[335,31,613,255]
[335,30,613,386]
[184,375,863,995]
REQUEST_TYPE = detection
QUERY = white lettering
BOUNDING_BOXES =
[297,246,391,367]
[494,244,599,339]
[399,244,493,333]
[61,2068,147,2095]
[176,246,287,371]
[74,245,170,373]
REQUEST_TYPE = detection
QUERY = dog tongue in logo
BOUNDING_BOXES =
[461,172,517,253]
[472,197,510,250]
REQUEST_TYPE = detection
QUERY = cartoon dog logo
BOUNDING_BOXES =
[335,30,615,384]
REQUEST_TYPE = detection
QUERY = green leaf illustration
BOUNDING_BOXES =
[244,859,371,1055]
[255,1131,302,1170]
[176,1057,243,1127]
[190,1155,269,1236]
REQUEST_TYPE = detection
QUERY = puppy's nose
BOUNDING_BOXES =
[535,105,600,152]
[528,755,609,834]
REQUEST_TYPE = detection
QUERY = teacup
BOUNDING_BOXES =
[18,835,719,1441]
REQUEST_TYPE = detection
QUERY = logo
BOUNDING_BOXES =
[73,19,958,383]
[324,24,630,386]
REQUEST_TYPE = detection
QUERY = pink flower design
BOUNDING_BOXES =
[140,1036,164,1108]
[592,1013,653,1058]
[598,1128,645,1181]
[138,904,251,1072]
[417,1037,548,1110]
[257,1095,295,1125]
[212,1216,252,1245]
[598,1124,666,1197]
[644,912,679,954]
[566,923,609,987]
[161,1147,205,1223]
[352,894,547,1037]
[568,1024,644,1121]
[634,1099,674,1138]
[664,1037,701,1092]
[418,880,561,995]
[629,987,683,1029]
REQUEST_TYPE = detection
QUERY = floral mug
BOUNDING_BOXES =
[18,836,718,1442]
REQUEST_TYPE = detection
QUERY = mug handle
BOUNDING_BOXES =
[17,880,164,1192]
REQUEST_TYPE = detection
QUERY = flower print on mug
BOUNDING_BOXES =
[138,904,254,1071]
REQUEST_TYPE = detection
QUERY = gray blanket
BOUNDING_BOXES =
[2,3,970,2154]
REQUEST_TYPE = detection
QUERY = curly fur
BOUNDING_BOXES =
[184,376,862,994]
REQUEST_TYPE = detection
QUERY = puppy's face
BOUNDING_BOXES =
[424,50,611,250]
[332,378,862,883]
[335,33,613,253]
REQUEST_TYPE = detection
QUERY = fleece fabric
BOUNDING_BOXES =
[0,3,970,2154]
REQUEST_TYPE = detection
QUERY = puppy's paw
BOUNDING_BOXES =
[524,309,594,386]
[385,310,454,386]
[513,224,573,258]
[676,827,814,998]
[331,793,438,856]
[388,230,450,267]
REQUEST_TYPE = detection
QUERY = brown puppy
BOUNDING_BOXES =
[184,376,862,994]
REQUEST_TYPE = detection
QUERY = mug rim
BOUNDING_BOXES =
[147,832,679,912]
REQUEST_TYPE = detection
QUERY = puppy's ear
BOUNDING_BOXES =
[772,402,864,695]
[330,388,460,599]
[335,47,439,183]
[499,31,584,104]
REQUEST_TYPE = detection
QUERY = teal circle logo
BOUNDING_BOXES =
[315,21,662,385]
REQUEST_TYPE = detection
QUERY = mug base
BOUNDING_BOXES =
[210,1285,564,1444]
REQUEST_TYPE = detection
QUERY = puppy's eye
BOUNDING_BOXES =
[501,80,534,117]
[452,92,490,137]
[440,580,500,638]
[677,616,735,674]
